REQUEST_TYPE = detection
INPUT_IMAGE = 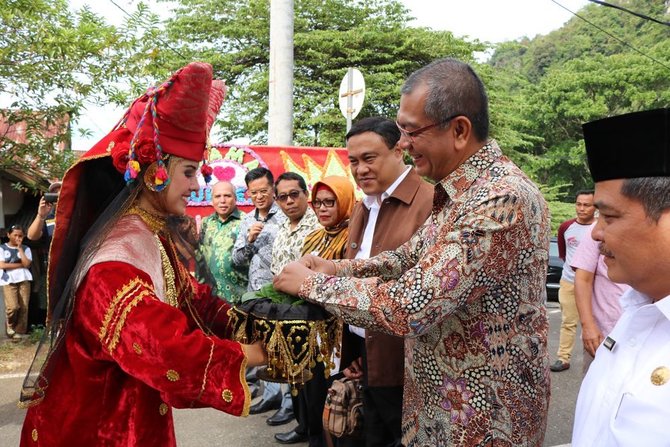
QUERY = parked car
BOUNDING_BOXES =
[546,237,563,302]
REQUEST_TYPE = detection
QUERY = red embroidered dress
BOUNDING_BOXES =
[21,214,250,446]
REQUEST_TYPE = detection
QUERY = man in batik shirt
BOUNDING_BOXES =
[195,181,248,303]
[275,58,550,446]
[232,167,286,292]
[264,172,320,441]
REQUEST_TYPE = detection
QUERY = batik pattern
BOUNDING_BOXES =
[196,211,248,302]
[300,141,550,446]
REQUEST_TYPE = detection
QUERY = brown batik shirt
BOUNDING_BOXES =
[299,141,551,447]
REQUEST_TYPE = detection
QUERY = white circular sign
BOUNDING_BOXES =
[338,68,365,120]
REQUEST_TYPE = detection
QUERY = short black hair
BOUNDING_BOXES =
[621,177,670,222]
[345,117,400,150]
[275,172,307,193]
[575,190,594,199]
[244,167,273,186]
[401,58,489,141]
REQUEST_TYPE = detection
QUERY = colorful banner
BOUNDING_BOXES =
[186,144,356,221]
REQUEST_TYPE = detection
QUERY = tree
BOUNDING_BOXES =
[488,0,670,201]
[0,0,154,183]
[152,0,484,146]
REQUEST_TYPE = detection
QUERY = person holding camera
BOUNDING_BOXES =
[27,181,61,242]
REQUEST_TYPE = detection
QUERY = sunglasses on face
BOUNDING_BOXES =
[276,190,304,202]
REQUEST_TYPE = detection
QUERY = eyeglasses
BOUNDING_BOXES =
[248,188,271,198]
[395,113,461,143]
[276,190,303,202]
[312,199,336,209]
[9,225,22,231]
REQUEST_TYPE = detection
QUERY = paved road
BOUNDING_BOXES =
[0,302,579,446]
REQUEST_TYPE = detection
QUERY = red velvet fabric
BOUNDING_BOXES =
[21,260,249,446]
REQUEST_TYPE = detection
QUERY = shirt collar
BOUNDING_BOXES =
[437,140,502,202]
[362,165,412,210]
[215,208,241,224]
[281,206,318,232]
[620,288,670,322]
[255,202,282,222]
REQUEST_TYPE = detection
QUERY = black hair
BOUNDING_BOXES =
[244,167,274,186]
[345,116,400,150]
[621,177,670,222]
[575,190,594,199]
[8,224,24,234]
[275,172,307,193]
[401,58,489,141]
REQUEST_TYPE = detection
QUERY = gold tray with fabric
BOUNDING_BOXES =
[228,296,340,394]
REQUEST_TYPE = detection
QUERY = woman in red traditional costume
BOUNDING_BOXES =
[19,62,266,446]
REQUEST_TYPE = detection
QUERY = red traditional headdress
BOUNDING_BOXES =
[47,62,225,316]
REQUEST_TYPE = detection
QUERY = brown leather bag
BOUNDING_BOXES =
[322,377,364,438]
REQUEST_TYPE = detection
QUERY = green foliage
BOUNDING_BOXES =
[489,0,670,200]
[546,200,576,235]
[0,0,158,182]
[242,283,304,305]
[153,0,484,146]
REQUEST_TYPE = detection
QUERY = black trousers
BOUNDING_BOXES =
[362,385,403,447]
[294,361,329,446]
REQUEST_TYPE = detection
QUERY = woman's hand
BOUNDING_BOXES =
[241,341,267,367]
[273,261,316,296]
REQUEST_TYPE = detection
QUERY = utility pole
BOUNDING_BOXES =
[268,0,294,146]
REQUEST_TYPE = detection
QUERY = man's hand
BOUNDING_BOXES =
[37,196,53,219]
[582,323,604,357]
[273,261,316,296]
[343,357,364,379]
[241,341,268,367]
[247,222,264,243]
[298,254,336,275]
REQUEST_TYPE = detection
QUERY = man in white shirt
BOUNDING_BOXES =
[572,108,670,446]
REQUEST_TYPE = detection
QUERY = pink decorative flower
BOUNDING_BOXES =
[213,165,235,181]
[438,377,475,425]
[435,258,459,290]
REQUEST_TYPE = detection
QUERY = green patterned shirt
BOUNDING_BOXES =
[195,209,248,303]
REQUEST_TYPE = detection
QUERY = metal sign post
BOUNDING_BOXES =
[339,68,365,132]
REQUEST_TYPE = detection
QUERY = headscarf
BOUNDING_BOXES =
[301,176,356,260]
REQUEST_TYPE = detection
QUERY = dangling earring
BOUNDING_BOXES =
[144,162,160,192]
[143,160,170,192]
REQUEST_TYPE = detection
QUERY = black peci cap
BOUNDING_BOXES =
[582,108,669,182]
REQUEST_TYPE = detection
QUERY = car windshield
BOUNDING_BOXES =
[549,240,560,257]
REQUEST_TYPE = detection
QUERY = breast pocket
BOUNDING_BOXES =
[613,376,670,445]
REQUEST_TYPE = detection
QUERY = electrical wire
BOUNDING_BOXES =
[587,0,670,27]
[548,0,670,71]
